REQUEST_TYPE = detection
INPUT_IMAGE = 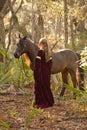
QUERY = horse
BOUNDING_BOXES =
[14,36,84,97]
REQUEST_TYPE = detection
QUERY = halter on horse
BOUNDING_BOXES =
[14,37,84,97]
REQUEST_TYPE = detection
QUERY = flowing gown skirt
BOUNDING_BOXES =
[34,50,54,108]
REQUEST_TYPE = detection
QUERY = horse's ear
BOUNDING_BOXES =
[19,34,21,39]
[23,36,27,40]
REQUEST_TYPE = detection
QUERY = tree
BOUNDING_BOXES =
[31,0,35,41]
[0,0,8,61]
[0,0,17,61]
[34,1,44,43]
[77,0,86,32]
[69,0,76,50]
[64,0,68,48]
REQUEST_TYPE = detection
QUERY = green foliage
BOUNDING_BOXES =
[0,119,10,130]
[75,31,87,50]
[0,62,14,84]
[62,83,83,97]
[80,92,87,104]
[16,24,28,36]
[0,45,33,87]
[60,81,87,111]
[76,90,87,111]
[9,57,34,87]
[81,47,87,72]
[0,44,9,59]
[26,103,41,127]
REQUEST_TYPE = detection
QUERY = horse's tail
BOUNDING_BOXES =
[76,53,85,91]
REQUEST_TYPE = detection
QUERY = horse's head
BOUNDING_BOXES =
[14,36,28,58]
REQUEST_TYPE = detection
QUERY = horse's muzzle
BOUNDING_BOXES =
[14,52,20,58]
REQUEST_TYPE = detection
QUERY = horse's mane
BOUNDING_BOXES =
[23,38,38,67]
[27,38,38,49]
[24,53,31,67]
[28,38,34,44]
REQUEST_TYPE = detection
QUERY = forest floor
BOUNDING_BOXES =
[0,84,87,130]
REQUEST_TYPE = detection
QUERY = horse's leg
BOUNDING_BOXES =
[59,70,68,97]
[69,69,77,98]
[78,66,85,91]
[76,53,85,91]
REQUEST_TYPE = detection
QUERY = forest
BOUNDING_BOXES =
[0,0,87,130]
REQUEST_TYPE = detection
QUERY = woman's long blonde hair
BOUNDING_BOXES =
[39,38,51,62]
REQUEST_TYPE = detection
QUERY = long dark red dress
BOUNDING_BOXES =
[34,49,54,108]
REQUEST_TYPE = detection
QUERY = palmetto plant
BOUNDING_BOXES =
[0,45,33,87]
[0,45,34,130]
[0,119,10,130]
[81,47,87,73]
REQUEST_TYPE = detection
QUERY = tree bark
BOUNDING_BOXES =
[34,14,44,43]
[77,0,86,32]
[7,0,20,52]
[70,17,76,51]
[0,0,8,61]
[64,0,68,48]
[0,0,18,61]
[38,14,44,38]
[0,14,5,61]
[31,0,35,41]
[69,0,76,50]
[34,2,44,43]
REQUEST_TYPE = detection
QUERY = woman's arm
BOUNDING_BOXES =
[34,50,42,81]
[47,57,52,71]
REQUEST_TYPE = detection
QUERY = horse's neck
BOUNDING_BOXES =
[26,42,38,70]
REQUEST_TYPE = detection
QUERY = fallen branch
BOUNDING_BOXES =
[0,92,29,96]
[0,99,14,102]
[57,116,87,122]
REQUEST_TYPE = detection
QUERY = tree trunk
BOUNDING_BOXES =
[0,0,7,61]
[0,14,5,47]
[77,0,85,32]
[31,0,35,41]
[38,14,44,37]
[0,13,5,61]
[34,1,44,43]
[55,17,58,38]
[0,0,17,61]
[34,14,44,43]
[69,0,76,50]
[70,17,76,51]
[64,0,68,48]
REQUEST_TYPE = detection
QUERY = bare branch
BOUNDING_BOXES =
[51,41,58,52]
[6,0,23,52]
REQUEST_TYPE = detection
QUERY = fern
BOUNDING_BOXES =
[26,104,41,127]
[0,44,9,59]
[0,119,10,130]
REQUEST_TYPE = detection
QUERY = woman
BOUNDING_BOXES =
[34,38,54,109]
